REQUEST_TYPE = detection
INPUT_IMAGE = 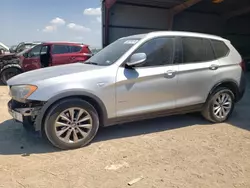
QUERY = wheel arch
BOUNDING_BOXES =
[0,63,23,72]
[207,79,240,102]
[35,91,108,132]
[0,64,23,84]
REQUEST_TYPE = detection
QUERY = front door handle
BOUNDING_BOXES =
[209,64,219,70]
[164,70,176,78]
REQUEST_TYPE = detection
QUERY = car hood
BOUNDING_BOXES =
[7,63,106,85]
[0,53,16,58]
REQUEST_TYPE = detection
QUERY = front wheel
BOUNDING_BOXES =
[44,99,100,150]
[0,67,22,85]
[202,87,235,123]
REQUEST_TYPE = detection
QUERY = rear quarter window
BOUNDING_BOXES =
[211,40,229,59]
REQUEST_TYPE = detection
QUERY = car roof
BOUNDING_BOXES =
[127,31,228,42]
[41,41,89,46]
[121,34,147,39]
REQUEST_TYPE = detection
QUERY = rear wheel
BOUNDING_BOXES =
[43,99,99,150]
[202,87,235,123]
[0,67,22,85]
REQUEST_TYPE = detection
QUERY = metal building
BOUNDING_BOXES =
[102,0,250,58]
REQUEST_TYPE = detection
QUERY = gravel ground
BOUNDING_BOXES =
[0,73,249,188]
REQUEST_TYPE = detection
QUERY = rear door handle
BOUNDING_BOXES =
[209,64,219,70]
[164,70,176,78]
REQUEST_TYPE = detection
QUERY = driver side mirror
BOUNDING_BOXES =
[126,53,147,67]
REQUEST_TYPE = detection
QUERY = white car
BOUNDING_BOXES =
[0,42,10,54]
[7,31,246,150]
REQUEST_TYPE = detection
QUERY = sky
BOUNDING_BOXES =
[1,0,102,48]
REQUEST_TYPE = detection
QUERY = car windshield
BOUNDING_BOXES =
[85,37,142,66]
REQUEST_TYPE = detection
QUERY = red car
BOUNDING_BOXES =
[20,42,92,71]
[0,42,92,84]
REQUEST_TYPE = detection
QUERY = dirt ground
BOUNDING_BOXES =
[0,74,249,188]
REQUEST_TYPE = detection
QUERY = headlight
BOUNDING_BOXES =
[10,85,37,101]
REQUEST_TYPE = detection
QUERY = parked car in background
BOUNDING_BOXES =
[89,47,102,55]
[20,42,92,72]
[0,42,40,61]
[0,42,10,54]
[7,31,246,150]
[9,45,17,53]
[9,42,41,53]
[0,42,92,84]
[0,48,32,84]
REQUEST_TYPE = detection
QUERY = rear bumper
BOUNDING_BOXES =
[237,72,246,102]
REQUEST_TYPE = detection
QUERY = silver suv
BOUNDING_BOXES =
[7,31,246,150]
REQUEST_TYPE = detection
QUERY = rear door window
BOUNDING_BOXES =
[181,37,206,63]
[181,37,216,63]
[211,40,229,59]
[203,39,216,61]
[70,46,82,53]
[52,45,71,54]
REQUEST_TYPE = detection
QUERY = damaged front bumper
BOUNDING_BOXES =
[8,99,44,130]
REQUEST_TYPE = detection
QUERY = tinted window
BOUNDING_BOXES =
[52,45,70,54]
[133,37,174,67]
[182,37,205,63]
[182,37,217,63]
[211,40,229,59]
[70,46,82,53]
[204,39,216,61]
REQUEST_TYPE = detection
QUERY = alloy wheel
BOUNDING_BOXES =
[212,93,232,119]
[54,107,93,143]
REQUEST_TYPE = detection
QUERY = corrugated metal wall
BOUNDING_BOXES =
[225,15,250,57]
[103,2,226,46]
[173,11,225,35]
[105,3,170,45]
[103,1,250,58]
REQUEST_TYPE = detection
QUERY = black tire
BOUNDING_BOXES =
[0,67,22,85]
[202,87,235,123]
[43,99,100,150]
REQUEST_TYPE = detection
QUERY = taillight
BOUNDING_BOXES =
[82,46,92,57]
[240,60,246,72]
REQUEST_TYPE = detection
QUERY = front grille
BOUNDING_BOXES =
[9,100,29,108]
[9,99,44,108]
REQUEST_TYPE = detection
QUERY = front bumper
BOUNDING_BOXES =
[8,99,43,125]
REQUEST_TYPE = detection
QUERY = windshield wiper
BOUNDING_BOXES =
[84,62,98,65]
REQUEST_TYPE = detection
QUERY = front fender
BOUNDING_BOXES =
[34,89,108,131]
